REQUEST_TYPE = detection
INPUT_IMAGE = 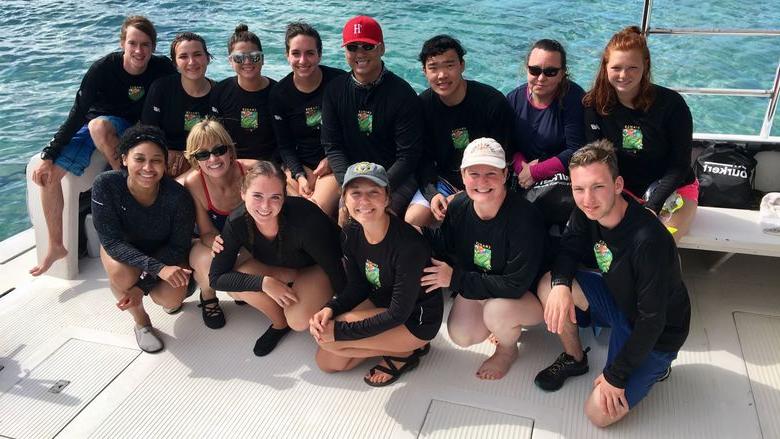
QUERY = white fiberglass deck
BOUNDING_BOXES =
[1,231,779,439]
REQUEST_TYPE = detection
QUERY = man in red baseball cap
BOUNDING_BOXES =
[321,15,424,225]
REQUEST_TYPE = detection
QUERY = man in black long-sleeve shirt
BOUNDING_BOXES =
[534,139,690,427]
[29,16,175,276]
[321,15,423,222]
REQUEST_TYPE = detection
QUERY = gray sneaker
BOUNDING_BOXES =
[134,325,164,353]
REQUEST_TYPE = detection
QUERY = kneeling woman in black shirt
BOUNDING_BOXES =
[92,125,195,353]
[209,161,345,356]
[422,138,545,380]
[310,162,443,387]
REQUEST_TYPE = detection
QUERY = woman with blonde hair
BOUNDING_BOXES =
[183,118,256,328]
[583,26,697,241]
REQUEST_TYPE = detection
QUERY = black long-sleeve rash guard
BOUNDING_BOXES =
[320,68,424,189]
[424,191,545,300]
[552,196,691,388]
[208,197,346,295]
[91,170,194,275]
[42,52,175,160]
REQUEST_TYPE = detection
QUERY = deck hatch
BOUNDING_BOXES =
[734,312,780,439]
[0,338,139,438]
[417,399,533,438]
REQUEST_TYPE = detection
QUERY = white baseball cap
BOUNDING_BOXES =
[460,137,506,169]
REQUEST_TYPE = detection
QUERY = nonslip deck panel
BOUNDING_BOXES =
[0,251,779,438]
[418,400,533,438]
[0,339,139,439]
[734,312,780,439]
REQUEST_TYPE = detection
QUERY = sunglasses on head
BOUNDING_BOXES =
[527,65,562,77]
[345,43,378,52]
[193,144,229,161]
[229,51,264,64]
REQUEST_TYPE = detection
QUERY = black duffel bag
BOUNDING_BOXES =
[695,144,756,208]
[522,173,575,226]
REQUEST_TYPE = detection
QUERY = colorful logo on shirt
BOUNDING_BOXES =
[241,108,258,129]
[451,127,470,150]
[594,240,613,273]
[184,111,203,131]
[365,259,381,289]
[473,242,492,271]
[305,106,322,128]
[128,86,144,101]
[357,110,373,134]
[622,125,643,151]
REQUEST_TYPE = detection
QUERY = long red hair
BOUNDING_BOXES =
[583,26,655,115]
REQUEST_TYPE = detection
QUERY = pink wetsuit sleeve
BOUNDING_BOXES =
[512,151,528,174]
[529,157,565,181]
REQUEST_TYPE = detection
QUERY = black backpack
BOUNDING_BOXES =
[695,144,757,208]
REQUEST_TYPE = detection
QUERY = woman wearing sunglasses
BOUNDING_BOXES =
[92,125,195,353]
[310,162,443,387]
[270,22,346,219]
[211,24,277,162]
[182,119,258,328]
[209,161,345,356]
[142,32,214,177]
[583,27,696,241]
[506,39,585,195]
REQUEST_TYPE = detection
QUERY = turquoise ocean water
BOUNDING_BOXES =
[1,0,778,241]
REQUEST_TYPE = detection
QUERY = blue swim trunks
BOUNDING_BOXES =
[574,270,678,408]
[54,115,131,176]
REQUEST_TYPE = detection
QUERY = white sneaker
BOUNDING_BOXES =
[134,325,164,353]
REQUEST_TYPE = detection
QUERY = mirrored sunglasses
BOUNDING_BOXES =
[229,51,264,64]
[345,43,378,52]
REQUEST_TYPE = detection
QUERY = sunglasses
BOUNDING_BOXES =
[193,144,229,161]
[229,51,264,64]
[527,65,562,77]
[345,43,378,52]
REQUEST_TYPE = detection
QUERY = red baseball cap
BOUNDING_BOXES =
[342,16,383,46]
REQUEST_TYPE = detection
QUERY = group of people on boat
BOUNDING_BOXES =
[29,14,694,427]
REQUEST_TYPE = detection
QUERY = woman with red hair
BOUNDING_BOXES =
[583,26,697,241]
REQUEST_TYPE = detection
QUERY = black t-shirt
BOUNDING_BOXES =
[418,80,517,198]
[211,76,278,160]
[141,73,214,151]
[424,191,545,299]
[584,85,695,212]
[552,196,691,389]
[326,215,443,341]
[270,65,347,175]
[43,52,175,160]
[321,68,424,188]
[208,197,345,294]
[91,170,194,276]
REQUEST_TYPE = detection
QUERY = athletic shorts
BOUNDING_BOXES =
[409,179,459,208]
[574,270,678,408]
[403,293,444,341]
[54,116,131,176]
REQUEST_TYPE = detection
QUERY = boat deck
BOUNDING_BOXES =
[1,231,779,438]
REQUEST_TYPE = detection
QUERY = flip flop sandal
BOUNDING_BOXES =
[414,343,431,357]
[363,354,420,387]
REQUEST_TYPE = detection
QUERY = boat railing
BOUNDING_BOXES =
[641,0,780,143]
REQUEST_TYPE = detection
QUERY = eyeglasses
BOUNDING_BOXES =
[229,51,264,64]
[193,144,229,161]
[345,43,378,52]
[527,65,561,77]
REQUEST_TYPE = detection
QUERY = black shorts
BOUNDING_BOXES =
[404,292,444,341]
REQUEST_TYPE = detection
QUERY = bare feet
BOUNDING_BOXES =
[476,344,518,380]
[29,245,68,276]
